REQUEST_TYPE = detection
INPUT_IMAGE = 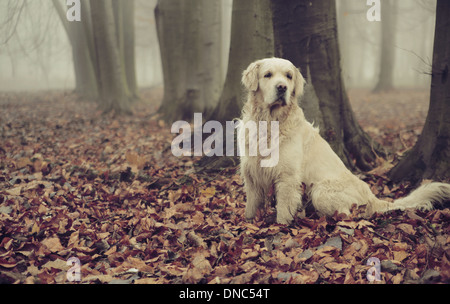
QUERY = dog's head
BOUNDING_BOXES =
[242,58,305,110]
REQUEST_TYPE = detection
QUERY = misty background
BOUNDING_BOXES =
[0,0,436,92]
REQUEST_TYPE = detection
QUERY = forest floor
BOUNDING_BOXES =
[0,87,449,284]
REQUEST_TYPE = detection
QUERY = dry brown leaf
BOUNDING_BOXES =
[397,223,415,235]
[16,157,32,169]
[41,236,64,253]
[393,250,409,262]
[42,259,68,271]
[182,252,213,283]
[125,151,146,173]
[5,186,22,196]
[201,187,216,198]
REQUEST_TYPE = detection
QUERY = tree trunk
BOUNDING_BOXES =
[52,0,99,99]
[198,0,223,116]
[271,0,382,171]
[196,0,274,171]
[112,0,138,99]
[80,0,98,86]
[122,0,138,99]
[90,0,131,114]
[372,0,397,93]
[155,0,187,121]
[155,0,222,123]
[389,0,450,183]
[207,0,274,123]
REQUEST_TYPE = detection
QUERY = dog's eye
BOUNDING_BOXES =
[264,72,272,78]
[286,73,293,80]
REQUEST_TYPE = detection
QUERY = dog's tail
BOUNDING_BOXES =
[366,182,450,216]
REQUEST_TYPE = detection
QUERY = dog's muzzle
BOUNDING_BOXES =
[277,84,287,95]
[272,84,287,107]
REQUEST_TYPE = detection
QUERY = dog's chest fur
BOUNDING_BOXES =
[240,102,307,193]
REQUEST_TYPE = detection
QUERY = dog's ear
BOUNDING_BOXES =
[242,61,260,92]
[293,67,306,98]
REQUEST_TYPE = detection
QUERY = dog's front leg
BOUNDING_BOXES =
[243,176,265,222]
[275,177,302,225]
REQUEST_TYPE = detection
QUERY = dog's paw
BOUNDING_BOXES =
[245,209,256,222]
[276,214,293,225]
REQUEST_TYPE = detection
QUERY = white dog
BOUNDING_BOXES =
[238,57,450,225]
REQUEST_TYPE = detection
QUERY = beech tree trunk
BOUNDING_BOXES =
[52,0,99,99]
[90,0,132,114]
[197,0,274,171]
[155,0,223,123]
[372,0,397,93]
[113,0,138,99]
[207,0,274,123]
[123,0,138,99]
[271,0,382,171]
[389,0,450,183]
[53,0,136,114]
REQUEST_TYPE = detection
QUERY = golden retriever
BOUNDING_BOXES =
[238,57,450,225]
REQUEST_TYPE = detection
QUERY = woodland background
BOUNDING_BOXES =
[0,0,449,284]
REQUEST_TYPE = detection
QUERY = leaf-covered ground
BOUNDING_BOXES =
[0,88,449,284]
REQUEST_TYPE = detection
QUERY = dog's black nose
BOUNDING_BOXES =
[277,84,287,94]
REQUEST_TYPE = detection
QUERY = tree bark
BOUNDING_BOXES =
[52,0,99,99]
[122,0,137,99]
[196,0,274,171]
[90,0,131,114]
[155,0,223,123]
[372,0,397,93]
[198,0,223,116]
[207,0,274,123]
[271,0,382,171]
[113,0,138,99]
[389,0,450,183]
[155,0,188,121]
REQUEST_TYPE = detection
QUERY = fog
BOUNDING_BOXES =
[337,0,436,89]
[0,0,165,91]
[0,0,436,92]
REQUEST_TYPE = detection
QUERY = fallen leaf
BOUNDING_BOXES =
[0,260,17,268]
[393,251,409,262]
[125,151,146,173]
[5,186,22,196]
[16,157,32,169]
[397,223,415,235]
[82,274,114,283]
[42,259,69,271]
[201,187,216,198]
[68,231,79,247]
[31,222,40,234]
[391,272,403,284]
[325,262,351,272]
[41,237,64,253]
[182,251,212,283]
